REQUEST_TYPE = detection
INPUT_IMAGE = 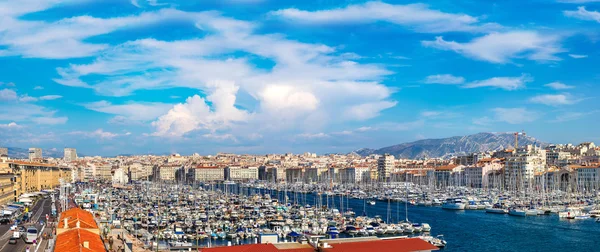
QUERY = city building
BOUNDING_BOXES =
[0,147,7,157]
[64,148,78,162]
[159,165,180,181]
[6,161,71,201]
[463,159,503,188]
[95,163,113,181]
[344,166,370,183]
[378,154,395,182]
[225,166,258,181]
[112,167,128,184]
[575,164,600,191]
[0,165,13,207]
[193,166,224,182]
[28,147,42,161]
[504,145,547,190]
[432,165,464,187]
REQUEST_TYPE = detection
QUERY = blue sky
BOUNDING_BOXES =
[0,0,599,156]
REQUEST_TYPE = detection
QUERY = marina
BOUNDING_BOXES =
[74,180,600,251]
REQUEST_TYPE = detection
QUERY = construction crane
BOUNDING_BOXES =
[514,130,526,149]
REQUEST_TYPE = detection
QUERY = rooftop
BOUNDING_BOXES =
[58,207,99,229]
[55,228,105,252]
[321,238,439,252]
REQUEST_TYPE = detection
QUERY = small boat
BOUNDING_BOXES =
[368,201,376,206]
[509,208,526,217]
[442,198,466,210]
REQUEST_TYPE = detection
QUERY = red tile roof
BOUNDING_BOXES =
[59,207,99,229]
[321,238,438,252]
[200,244,279,252]
[55,228,106,252]
[200,243,314,252]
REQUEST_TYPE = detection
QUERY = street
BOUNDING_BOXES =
[0,198,54,252]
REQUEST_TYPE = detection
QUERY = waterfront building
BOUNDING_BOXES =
[286,168,303,183]
[378,154,395,182]
[224,166,258,181]
[344,166,370,183]
[265,166,285,182]
[6,161,71,201]
[504,145,546,190]
[64,148,78,162]
[304,167,319,183]
[0,163,14,206]
[194,165,224,181]
[28,147,42,161]
[432,165,464,187]
[575,164,600,191]
[159,164,179,181]
[463,159,503,188]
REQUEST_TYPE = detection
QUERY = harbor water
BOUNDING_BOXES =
[211,184,600,251]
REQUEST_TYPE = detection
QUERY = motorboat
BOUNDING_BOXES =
[442,198,466,210]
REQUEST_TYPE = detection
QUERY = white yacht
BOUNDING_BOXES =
[442,198,466,210]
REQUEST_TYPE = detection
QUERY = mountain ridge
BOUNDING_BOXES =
[353,132,546,159]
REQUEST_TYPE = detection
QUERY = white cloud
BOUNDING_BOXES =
[33,86,44,90]
[424,74,465,84]
[17,94,62,102]
[464,74,532,90]
[51,12,396,139]
[18,94,38,102]
[84,100,172,121]
[270,2,500,33]
[564,6,600,23]
[421,111,442,117]
[39,95,62,100]
[297,132,329,139]
[545,81,574,90]
[202,133,237,142]
[568,54,588,59]
[0,102,67,125]
[70,129,124,139]
[529,94,578,106]
[0,89,17,101]
[344,101,397,121]
[152,81,249,137]
[31,116,68,125]
[552,111,598,122]
[422,31,563,63]
[491,108,539,124]
[0,5,244,59]
[0,122,21,129]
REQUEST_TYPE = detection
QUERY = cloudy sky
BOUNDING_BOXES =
[0,0,599,156]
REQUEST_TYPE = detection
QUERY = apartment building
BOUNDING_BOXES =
[194,166,224,182]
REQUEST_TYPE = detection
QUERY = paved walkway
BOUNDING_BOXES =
[104,229,151,252]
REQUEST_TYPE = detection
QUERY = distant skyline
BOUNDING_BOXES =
[0,0,599,156]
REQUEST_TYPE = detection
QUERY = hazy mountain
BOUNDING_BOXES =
[5,147,71,159]
[354,132,546,159]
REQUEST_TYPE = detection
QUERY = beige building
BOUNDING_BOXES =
[504,145,546,190]
[194,166,224,181]
[225,166,258,181]
[159,165,179,181]
[0,163,13,206]
[94,163,113,181]
[6,161,71,201]
[378,154,395,181]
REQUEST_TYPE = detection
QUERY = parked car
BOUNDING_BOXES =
[0,218,10,225]
[8,237,17,244]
